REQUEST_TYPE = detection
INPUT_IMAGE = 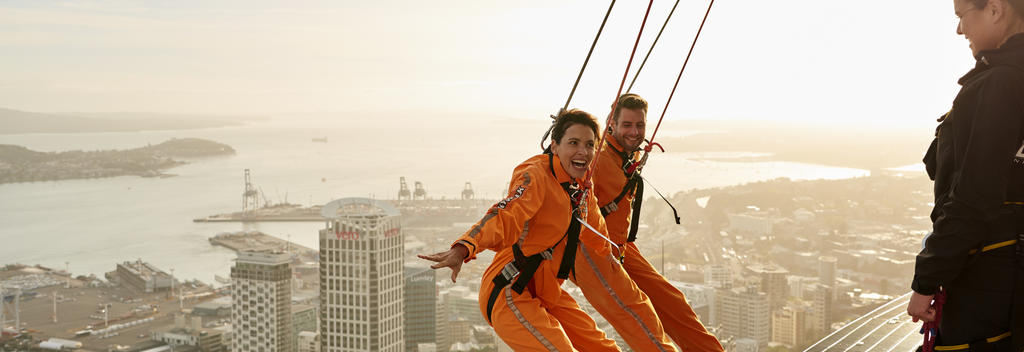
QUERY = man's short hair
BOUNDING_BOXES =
[613,93,648,123]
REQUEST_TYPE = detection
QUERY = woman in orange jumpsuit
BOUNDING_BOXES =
[419,109,621,351]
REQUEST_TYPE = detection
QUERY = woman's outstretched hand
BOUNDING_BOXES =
[418,244,469,283]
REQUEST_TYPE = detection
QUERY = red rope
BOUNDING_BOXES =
[921,288,946,352]
[579,0,654,200]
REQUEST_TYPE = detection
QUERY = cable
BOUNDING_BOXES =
[626,0,682,93]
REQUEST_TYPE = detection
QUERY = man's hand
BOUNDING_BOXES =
[418,245,469,283]
[907,291,936,323]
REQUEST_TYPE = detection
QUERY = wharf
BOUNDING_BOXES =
[194,199,492,227]
[193,203,321,223]
[208,231,315,256]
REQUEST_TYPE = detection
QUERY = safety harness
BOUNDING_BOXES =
[600,140,644,244]
[920,222,1022,352]
[485,154,585,323]
[599,139,682,249]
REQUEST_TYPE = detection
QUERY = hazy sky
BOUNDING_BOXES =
[0,0,973,128]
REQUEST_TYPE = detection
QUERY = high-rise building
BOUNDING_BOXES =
[771,305,807,348]
[404,264,437,351]
[716,286,770,346]
[231,250,293,352]
[747,264,789,312]
[297,331,319,352]
[810,284,834,339]
[704,263,733,289]
[293,305,318,352]
[435,295,449,352]
[818,256,838,299]
[319,198,404,352]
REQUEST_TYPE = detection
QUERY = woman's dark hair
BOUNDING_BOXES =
[551,109,599,145]
[966,0,988,9]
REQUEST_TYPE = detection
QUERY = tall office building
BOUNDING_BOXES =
[293,305,318,351]
[231,250,293,352]
[404,264,437,351]
[716,286,770,346]
[319,198,404,352]
[704,263,733,289]
[748,264,789,311]
[771,305,807,347]
[810,283,834,338]
[818,256,838,299]
[297,331,320,352]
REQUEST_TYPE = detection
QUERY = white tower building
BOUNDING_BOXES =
[319,198,404,352]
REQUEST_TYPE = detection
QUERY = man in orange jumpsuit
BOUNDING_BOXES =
[420,110,622,351]
[575,93,723,351]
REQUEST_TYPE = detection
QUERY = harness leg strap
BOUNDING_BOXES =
[1013,233,1024,351]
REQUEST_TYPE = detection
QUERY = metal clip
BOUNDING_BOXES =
[500,262,520,281]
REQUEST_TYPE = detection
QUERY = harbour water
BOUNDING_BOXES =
[0,115,870,283]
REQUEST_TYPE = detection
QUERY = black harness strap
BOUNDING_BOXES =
[600,141,644,242]
[548,152,583,279]
[484,154,585,323]
[628,177,643,243]
[557,181,583,279]
[485,245,550,323]
[1012,204,1024,351]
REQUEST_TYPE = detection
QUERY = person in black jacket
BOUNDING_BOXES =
[907,0,1024,350]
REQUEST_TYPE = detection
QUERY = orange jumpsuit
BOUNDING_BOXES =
[579,135,724,352]
[453,154,620,352]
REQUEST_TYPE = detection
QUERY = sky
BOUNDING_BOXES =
[0,0,974,129]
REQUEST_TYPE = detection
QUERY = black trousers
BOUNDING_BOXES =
[936,212,1021,352]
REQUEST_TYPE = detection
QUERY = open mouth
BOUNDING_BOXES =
[570,159,588,170]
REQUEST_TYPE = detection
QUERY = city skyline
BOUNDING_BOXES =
[2,1,997,351]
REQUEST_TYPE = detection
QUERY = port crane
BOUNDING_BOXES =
[462,182,475,200]
[242,169,262,214]
[413,181,427,200]
[398,177,412,201]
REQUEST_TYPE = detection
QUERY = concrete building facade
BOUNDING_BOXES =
[404,264,436,351]
[716,286,770,346]
[319,198,404,352]
[771,305,806,348]
[231,250,293,352]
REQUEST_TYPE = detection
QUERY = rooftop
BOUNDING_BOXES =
[320,197,400,219]
[804,292,920,352]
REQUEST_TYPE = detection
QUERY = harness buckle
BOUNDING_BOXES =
[540,248,553,260]
[601,202,619,215]
[500,262,520,281]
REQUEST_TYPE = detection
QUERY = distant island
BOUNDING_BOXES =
[0,138,235,183]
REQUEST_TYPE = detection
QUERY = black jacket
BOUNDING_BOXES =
[912,34,1024,295]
